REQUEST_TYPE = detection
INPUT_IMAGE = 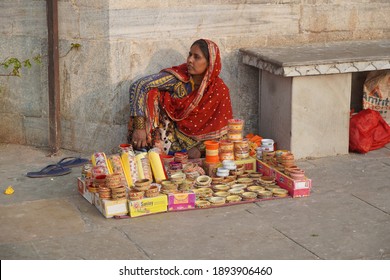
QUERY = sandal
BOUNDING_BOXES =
[26,164,72,178]
[57,157,90,168]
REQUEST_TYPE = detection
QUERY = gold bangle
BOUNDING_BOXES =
[133,116,146,129]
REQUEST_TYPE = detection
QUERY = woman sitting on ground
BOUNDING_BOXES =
[128,39,233,158]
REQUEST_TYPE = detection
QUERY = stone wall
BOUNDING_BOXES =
[1,0,389,153]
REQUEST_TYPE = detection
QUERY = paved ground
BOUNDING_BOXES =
[0,143,389,260]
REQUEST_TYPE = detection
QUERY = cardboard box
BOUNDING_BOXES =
[128,195,168,217]
[95,197,129,218]
[77,177,95,204]
[256,160,311,198]
[256,160,275,177]
[274,169,311,198]
[168,192,196,211]
[234,157,256,172]
[77,177,86,194]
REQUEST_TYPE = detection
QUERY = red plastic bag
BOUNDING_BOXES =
[349,109,390,153]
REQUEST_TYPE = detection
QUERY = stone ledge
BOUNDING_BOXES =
[240,40,390,77]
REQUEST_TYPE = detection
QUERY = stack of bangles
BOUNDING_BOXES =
[182,162,205,176]
[169,161,182,171]
[174,152,188,164]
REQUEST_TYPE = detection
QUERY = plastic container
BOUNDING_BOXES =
[227,119,244,142]
[228,119,245,131]
[227,133,243,141]
[219,152,235,161]
[261,139,275,152]
[234,139,250,159]
[219,140,234,152]
[205,140,220,163]
[256,147,263,160]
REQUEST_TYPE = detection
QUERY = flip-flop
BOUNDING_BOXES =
[57,157,90,168]
[26,164,72,178]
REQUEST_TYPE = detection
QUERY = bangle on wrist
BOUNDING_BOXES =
[133,116,146,129]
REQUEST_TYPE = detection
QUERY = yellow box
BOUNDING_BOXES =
[233,157,256,172]
[128,195,168,218]
[95,197,129,218]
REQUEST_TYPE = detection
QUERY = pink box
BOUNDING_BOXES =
[256,159,275,176]
[168,192,196,211]
[274,170,311,198]
[256,160,311,198]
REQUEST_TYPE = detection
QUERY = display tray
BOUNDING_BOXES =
[113,195,290,218]
[191,195,291,210]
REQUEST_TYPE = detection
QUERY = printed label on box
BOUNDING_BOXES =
[129,195,168,217]
[168,192,196,211]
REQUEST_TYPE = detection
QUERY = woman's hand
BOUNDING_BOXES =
[132,129,148,150]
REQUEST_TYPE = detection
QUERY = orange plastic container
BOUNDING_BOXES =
[204,140,220,163]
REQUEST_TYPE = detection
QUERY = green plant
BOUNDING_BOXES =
[0,55,42,77]
[70,43,81,50]
[61,42,82,58]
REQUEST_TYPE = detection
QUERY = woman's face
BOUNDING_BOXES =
[187,44,208,76]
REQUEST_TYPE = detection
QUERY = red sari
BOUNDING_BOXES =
[146,39,233,148]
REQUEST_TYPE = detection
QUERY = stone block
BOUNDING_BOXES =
[24,116,49,147]
[0,113,25,144]
[109,3,299,39]
[0,1,46,37]
[0,36,46,117]
[291,73,351,158]
[61,119,127,153]
[79,6,109,39]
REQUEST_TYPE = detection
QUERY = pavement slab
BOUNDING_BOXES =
[0,242,40,260]
[118,204,317,260]
[252,192,390,260]
[30,228,149,260]
[0,144,89,206]
[0,199,85,243]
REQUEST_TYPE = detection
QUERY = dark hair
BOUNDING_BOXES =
[191,39,209,62]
